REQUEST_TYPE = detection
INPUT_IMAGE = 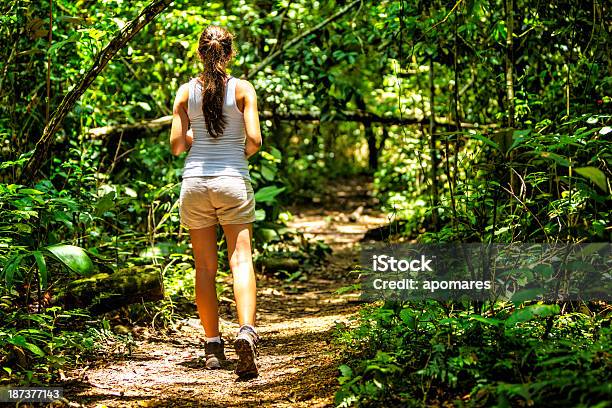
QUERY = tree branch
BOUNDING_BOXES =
[269,0,292,55]
[424,0,465,35]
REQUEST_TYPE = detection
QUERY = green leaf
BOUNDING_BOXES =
[538,355,574,367]
[510,288,544,305]
[400,308,417,330]
[494,226,511,236]
[509,129,531,151]
[3,254,25,289]
[466,0,481,16]
[574,167,608,192]
[335,284,360,294]
[339,364,353,379]
[8,335,45,357]
[469,133,499,150]
[15,223,32,233]
[258,228,279,242]
[260,162,277,181]
[18,188,44,195]
[505,304,560,327]
[47,33,80,55]
[102,319,111,331]
[269,146,282,161]
[137,102,152,111]
[255,208,266,221]
[260,150,281,163]
[532,264,553,278]
[285,270,302,282]
[88,28,106,40]
[538,152,570,167]
[470,314,503,326]
[95,191,116,216]
[254,185,285,204]
[32,251,48,289]
[44,244,94,276]
[577,243,607,258]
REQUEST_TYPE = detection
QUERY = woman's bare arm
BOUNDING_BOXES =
[242,81,262,159]
[169,83,191,156]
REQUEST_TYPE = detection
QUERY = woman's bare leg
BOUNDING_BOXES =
[190,225,220,337]
[221,223,256,326]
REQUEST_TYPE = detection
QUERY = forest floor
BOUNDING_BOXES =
[63,176,388,407]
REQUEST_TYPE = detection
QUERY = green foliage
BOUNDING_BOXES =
[375,115,611,243]
[0,0,609,398]
[43,245,94,276]
[0,304,106,384]
[334,302,611,407]
[0,177,100,294]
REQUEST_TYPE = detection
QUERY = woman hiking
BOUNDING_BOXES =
[169,25,262,378]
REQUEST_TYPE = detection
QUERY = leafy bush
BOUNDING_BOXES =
[335,301,611,407]
[0,303,109,384]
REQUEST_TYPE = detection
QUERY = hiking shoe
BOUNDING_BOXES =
[234,326,259,377]
[204,339,226,369]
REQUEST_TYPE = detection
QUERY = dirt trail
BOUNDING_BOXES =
[65,178,387,407]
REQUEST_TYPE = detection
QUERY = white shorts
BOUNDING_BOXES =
[179,176,256,229]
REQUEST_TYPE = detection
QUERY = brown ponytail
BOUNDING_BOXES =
[197,26,235,138]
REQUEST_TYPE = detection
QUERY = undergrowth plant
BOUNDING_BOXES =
[335,301,611,407]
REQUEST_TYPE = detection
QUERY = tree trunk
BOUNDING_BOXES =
[54,266,164,314]
[366,129,378,171]
[504,0,518,197]
[446,14,460,230]
[505,0,515,131]
[429,57,439,230]
[355,94,378,171]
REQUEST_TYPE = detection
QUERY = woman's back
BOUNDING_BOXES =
[183,76,250,181]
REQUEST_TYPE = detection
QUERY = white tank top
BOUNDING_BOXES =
[182,76,251,181]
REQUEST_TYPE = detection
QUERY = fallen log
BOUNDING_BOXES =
[256,256,301,274]
[54,265,164,314]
